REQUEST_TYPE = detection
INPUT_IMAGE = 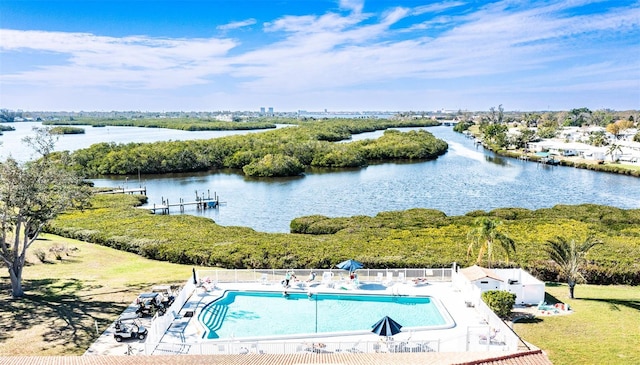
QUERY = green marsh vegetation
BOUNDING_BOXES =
[43,117,278,131]
[46,195,640,285]
[49,126,85,134]
[63,118,445,176]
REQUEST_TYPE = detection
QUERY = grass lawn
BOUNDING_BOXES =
[0,234,204,355]
[514,283,640,365]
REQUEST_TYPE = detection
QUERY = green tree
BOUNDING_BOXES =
[606,144,622,162]
[0,128,91,298]
[545,236,601,299]
[482,290,516,318]
[466,217,516,268]
[591,109,614,127]
[510,127,537,149]
[587,130,608,147]
[564,108,592,127]
[480,123,509,148]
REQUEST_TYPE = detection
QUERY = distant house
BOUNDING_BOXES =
[453,265,545,306]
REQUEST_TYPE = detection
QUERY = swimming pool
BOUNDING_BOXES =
[199,290,454,340]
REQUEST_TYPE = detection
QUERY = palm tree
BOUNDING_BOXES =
[466,217,516,268]
[545,236,602,299]
[606,144,622,162]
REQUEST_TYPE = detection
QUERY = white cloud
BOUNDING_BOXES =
[339,0,364,14]
[412,1,466,15]
[0,0,638,111]
[217,19,257,31]
[0,30,237,88]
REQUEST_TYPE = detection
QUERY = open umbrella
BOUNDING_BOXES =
[371,316,403,338]
[336,259,363,273]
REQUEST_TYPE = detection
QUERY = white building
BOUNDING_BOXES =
[453,265,545,306]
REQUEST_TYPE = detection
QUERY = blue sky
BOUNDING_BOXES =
[1,0,638,112]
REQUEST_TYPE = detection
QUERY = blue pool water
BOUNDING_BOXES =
[199,290,451,339]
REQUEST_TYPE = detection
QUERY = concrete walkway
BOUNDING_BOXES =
[85,279,515,356]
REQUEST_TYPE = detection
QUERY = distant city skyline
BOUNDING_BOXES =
[1,0,638,112]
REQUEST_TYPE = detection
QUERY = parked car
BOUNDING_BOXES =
[113,316,148,342]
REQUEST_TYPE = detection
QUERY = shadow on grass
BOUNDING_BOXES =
[512,316,543,324]
[577,297,640,313]
[544,292,562,305]
[0,278,143,352]
[545,281,564,287]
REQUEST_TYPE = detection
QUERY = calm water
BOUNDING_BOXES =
[3,122,638,233]
[0,121,279,162]
[200,291,447,339]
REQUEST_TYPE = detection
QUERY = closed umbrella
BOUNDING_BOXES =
[336,259,363,273]
[371,316,403,339]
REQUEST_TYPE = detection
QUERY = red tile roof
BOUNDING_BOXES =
[452,350,553,365]
[0,350,552,365]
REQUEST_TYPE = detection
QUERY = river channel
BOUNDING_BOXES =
[2,122,638,233]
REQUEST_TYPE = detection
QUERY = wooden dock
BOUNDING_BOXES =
[100,187,147,195]
[148,190,220,215]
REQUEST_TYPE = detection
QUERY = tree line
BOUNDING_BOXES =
[42,117,278,131]
[65,119,446,177]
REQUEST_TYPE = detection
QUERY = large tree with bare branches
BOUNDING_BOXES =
[0,128,90,298]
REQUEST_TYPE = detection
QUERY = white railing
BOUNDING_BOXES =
[145,339,441,355]
[474,299,520,351]
[140,265,522,355]
[146,279,196,345]
[196,267,452,285]
[450,266,521,352]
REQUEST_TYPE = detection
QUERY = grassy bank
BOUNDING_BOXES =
[514,284,640,365]
[0,234,202,355]
[46,194,640,285]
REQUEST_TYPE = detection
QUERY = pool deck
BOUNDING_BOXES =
[86,278,522,357]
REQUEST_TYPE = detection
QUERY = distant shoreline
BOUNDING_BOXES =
[492,146,640,177]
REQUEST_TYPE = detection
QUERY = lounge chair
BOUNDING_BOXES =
[260,273,269,285]
[479,328,504,345]
[412,277,428,286]
[321,272,334,288]
[385,272,394,286]
[537,301,559,313]
[345,340,362,353]
[376,272,384,282]
[397,272,406,284]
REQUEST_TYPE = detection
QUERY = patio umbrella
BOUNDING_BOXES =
[336,259,363,273]
[371,316,403,338]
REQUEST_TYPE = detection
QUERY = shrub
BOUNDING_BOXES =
[46,194,640,284]
[33,248,47,263]
[481,290,516,318]
[242,154,304,177]
[49,244,66,260]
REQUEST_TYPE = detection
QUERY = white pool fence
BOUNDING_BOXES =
[142,266,523,355]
